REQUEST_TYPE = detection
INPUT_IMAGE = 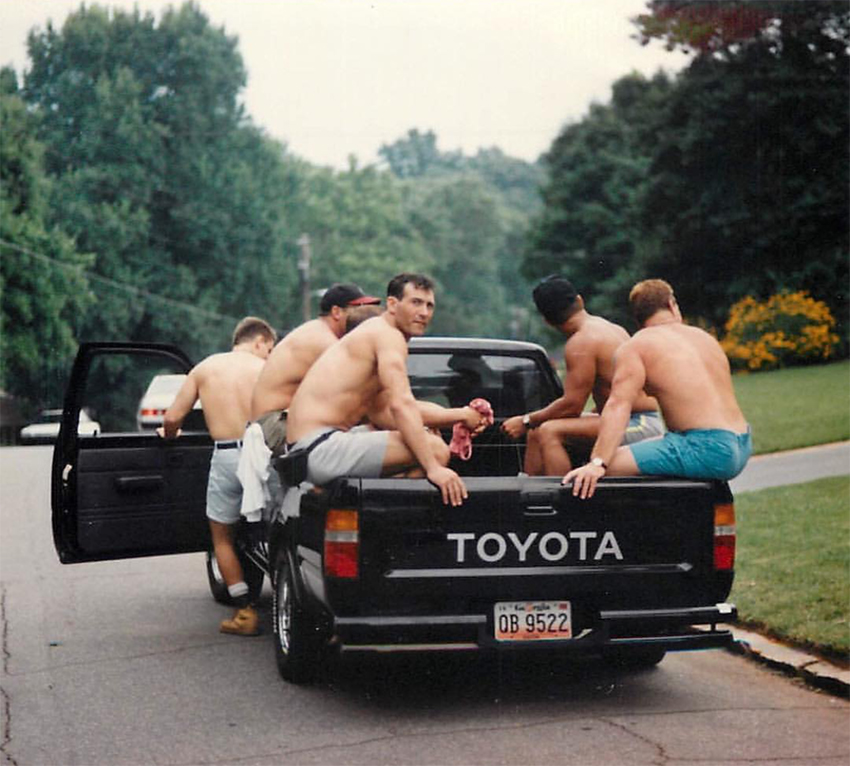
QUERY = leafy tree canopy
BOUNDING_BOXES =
[1,68,92,408]
[523,1,848,338]
[20,2,302,362]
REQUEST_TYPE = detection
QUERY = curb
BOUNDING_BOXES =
[723,624,850,699]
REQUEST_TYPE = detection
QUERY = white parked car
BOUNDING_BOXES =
[136,374,202,431]
[20,408,100,444]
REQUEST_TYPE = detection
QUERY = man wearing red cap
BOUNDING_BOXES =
[250,283,381,449]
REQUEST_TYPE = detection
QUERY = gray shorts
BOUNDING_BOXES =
[621,411,665,446]
[206,447,243,524]
[293,426,390,486]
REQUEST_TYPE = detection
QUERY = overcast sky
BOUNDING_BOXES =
[1,0,689,168]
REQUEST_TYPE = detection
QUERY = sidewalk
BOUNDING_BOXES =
[725,624,849,698]
[725,440,850,698]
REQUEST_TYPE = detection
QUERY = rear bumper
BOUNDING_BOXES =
[332,602,737,654]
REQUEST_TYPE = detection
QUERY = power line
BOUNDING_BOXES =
[0,237,243,324]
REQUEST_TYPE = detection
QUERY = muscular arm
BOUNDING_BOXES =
[367,399,482,432]
[378,339,467,505]
[418,401,484,430]
[536,341,596,420]
[378,344,441,473]
[502,339,595,439]
[589,346,645,465]
[161,373,199,439]
[563,344,646,497]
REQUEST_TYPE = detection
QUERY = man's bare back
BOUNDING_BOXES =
[629,323,747,433]
[251,319,338,419]
[287,316,389,438]
[566,315,657,413]
[251,283,380,420]
[166,348,268,441]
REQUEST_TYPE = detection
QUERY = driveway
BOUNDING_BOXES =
[730,440,849,493]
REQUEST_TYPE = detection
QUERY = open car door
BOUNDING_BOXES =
[52,342,212,563]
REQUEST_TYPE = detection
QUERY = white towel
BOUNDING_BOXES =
[280,482,311,520]
[237,422,272,523]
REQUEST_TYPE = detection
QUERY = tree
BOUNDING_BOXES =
[380,129,544,337]
[405,177,508,338]
[379,129,462,178]
[1,68,92,408]
[635,1,849,330]
[290,159,433,308]
[22,3,302,359]
[523,72,673,328]
[523,2,848,338]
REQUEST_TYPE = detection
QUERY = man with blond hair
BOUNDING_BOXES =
[565,279,751,499]
[161,317,277,635]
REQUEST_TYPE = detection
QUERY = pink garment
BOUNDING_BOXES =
[449,398,495,461]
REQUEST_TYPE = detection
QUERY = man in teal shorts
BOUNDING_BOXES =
[564,279,751,499]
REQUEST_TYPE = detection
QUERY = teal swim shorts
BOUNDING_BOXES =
[629,426,752,481]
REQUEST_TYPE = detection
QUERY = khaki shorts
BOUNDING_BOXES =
[256,410,288,457]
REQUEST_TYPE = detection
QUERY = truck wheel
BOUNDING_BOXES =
[604,645,667,669]
[205,548,264,605]
[272,553,320,684]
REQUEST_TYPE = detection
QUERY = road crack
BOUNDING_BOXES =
[601,717,668,765]
[1,585,20,766]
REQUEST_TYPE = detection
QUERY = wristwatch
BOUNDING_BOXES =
[522,413,537,429]
[590,456,608,470]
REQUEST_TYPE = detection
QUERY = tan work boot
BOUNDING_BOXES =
[220,605,260,636]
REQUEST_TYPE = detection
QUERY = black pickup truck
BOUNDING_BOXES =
[52,339,737,685]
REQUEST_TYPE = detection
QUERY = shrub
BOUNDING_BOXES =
[721,291,840,371]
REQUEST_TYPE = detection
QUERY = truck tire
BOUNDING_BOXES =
[603,645,667,669]
[272,552,320,684]
[205,548,264,605]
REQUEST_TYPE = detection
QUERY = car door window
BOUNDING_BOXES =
[81,353,207,435]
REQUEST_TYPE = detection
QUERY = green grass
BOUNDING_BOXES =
[732,360,849,454]
[731,476,850,660]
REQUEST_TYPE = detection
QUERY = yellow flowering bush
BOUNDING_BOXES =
[721,291,840,371]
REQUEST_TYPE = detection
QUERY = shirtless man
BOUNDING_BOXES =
[565,279,751,499]
[160,317,277,636]
[250,283,381,453]
[286,273,470,506]
[501,276,662,475]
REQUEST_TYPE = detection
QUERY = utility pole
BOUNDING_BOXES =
[297,234,312,322]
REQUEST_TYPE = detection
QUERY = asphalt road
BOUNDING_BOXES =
[1,445,848,766]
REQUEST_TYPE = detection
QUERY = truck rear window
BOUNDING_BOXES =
[407,352,551,419]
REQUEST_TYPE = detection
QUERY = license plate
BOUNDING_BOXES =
[494,600,572,641]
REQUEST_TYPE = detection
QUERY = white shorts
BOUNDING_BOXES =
[206,447,243,524]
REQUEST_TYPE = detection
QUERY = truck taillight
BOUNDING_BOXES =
[713,502,736,570]
[324,509,359,578]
